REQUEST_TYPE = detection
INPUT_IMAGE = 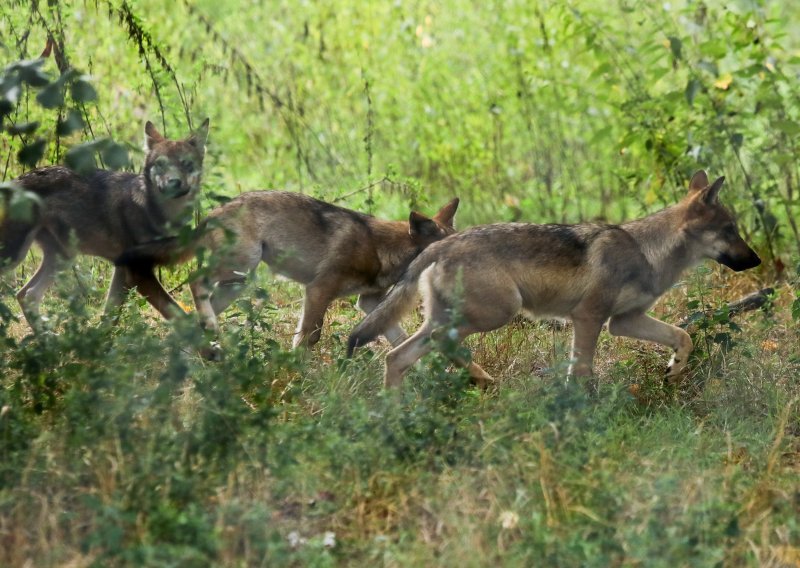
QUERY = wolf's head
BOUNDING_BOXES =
[682,170,761,272]
[407,197,460,248]
[143,118,209,204]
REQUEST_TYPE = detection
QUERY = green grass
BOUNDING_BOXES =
[0,265,797,566]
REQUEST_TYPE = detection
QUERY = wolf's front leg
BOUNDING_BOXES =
[190,278,219,334]
[608,312,693,382]
[294,283,338,348]
[104,267,132,321]
[125,267,184,320]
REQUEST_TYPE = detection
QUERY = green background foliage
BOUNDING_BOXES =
[1,0,799,565]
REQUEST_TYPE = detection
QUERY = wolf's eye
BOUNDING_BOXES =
[153,157,169,171]
[181,159,195,171]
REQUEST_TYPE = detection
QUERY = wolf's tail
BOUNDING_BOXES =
[114,223,208,268]
[115,236,189,268]
[347,247,439,356]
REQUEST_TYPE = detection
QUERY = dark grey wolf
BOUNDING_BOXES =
[348,171,761,388]
[0,119,209,327]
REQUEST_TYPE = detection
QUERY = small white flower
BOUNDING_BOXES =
[287,531,307,549]
[499,510,519,530]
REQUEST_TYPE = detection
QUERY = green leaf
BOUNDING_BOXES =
[16,58,50,87]
[4,185,42,222]
[17,139,47,167]
[775,120,800,136]
[65,142,99,174]
[102,142,129,170]
[792,294,800,322]
[36,81,64,109]
[6,120,39,135]
[668,36,682,61]
[730,132,743,150]
[697,60,718,76]
[685,78,701,106]
[0,97,12,117]
[70,77,97,103]
[589,62,613,80]
[56,109,85,136]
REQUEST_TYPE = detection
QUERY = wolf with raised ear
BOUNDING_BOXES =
[0,119,209,327]
[348,171,761,389]
[118,192,460,349]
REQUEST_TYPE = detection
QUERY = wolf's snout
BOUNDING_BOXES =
[716,250,761,272]
[165,178,183,192]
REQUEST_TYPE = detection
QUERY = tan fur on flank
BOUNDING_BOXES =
[118,193,459,349]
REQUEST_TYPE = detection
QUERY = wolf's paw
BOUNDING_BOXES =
[664,359,688,385]
[200,341,223,361]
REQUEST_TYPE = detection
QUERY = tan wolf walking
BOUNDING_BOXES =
[117,192,459,348]
[0,119,209,327]
[347,171,761,388]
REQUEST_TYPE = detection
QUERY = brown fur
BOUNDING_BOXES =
[0,119,209,327]
[348,171,761,389]
[118,192,459,348]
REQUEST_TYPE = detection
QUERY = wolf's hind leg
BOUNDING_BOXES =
[384,321,435,388]
[16,239,60,329]
[210,277,247,315]
[448,351,495,389]
[357,292,408,347]
[568,316,605,377]
[608,312,693,381]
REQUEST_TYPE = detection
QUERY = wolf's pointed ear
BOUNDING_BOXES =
[433,197,459,229]
[409,211,439,237]
[145,121,165,150]
[188,118,210,149]
[699,176,725,204]
[688,170,710,193]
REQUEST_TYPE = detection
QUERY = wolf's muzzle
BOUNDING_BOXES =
[162,178,192,199]
[716,251,761,272]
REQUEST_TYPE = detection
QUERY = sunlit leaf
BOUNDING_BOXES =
[713,73,733,90]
